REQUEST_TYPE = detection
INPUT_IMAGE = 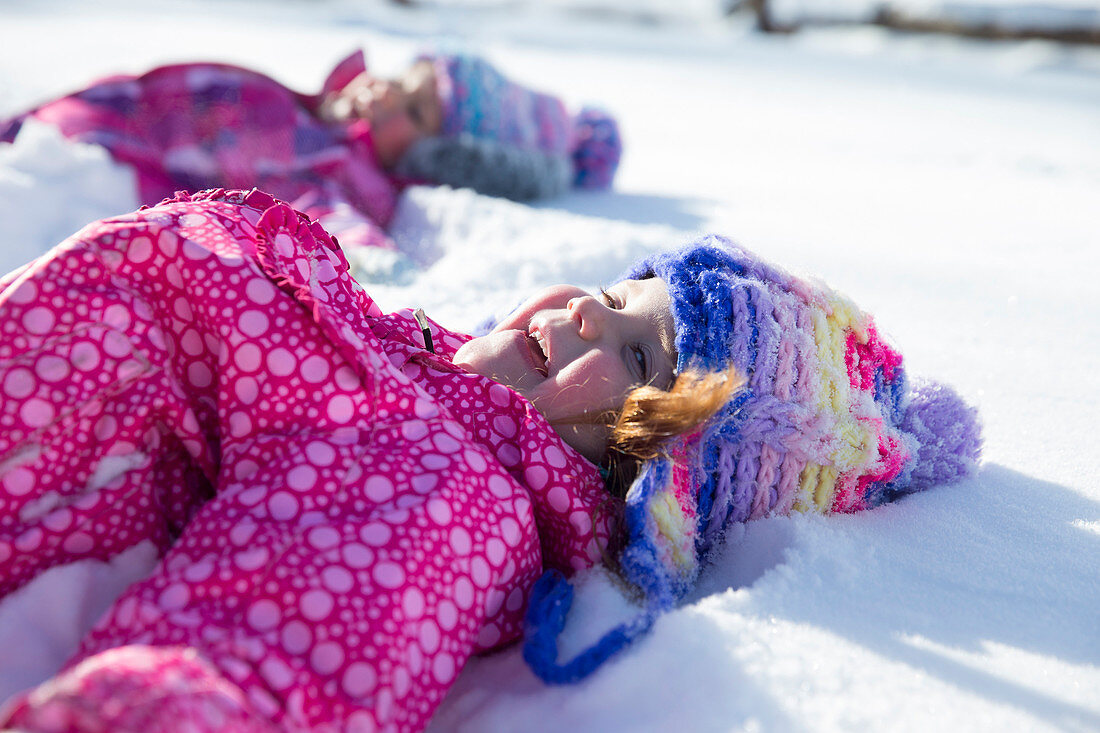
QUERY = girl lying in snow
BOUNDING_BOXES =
[0,189,980,731]
[1,50,621,268]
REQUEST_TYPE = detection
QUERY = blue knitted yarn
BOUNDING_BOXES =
[617,459,686,603]
[623,238,748,372]
[571,107,622,190]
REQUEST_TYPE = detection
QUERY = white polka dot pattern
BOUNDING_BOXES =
[0,189,615,732]
[1,645,278,732]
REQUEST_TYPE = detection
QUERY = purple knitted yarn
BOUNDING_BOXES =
[571,107,622,190]
[893,380,983,490]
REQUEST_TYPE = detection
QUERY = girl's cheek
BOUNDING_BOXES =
[562,353,629,410]
[373,116,420,166]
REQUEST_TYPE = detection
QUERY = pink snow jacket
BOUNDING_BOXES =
[0,51,399,255]
[0,189,614,731]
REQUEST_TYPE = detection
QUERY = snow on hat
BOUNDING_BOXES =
[523,235,983,683]
[409,53,621,196]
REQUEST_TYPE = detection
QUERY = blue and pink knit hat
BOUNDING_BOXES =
[396,54,622,198]
[523,236,983,683]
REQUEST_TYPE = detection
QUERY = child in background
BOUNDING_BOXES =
[0,190,979,730]
[0,51,621,271]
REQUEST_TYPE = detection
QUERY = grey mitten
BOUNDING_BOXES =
[395,134,572,201]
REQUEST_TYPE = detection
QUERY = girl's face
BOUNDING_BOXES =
[453,278,677,464]
[335,61,443,168]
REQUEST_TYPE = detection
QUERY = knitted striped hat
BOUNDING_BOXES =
[408,53,621,194]
[523,236,982,683]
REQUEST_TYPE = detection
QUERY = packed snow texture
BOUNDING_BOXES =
[1,1,1098,731]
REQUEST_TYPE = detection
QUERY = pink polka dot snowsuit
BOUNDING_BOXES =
[0,189,614,731]
[1,51,399,255]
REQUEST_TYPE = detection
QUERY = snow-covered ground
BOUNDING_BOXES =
[1,1,1098,730]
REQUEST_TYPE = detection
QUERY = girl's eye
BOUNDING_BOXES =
[631,346,649,381]
[407,102,424,127]
[602,288,648,379]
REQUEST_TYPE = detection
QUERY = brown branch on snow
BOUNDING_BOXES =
[871,8,1100,45]
[729,0,1100,45]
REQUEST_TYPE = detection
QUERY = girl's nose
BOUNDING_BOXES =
[568,296,605,341]
[369,79,398,107]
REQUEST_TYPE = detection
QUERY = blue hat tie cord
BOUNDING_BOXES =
[522,570,657,684]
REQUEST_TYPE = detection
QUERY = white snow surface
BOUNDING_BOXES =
[1,2,1098,731]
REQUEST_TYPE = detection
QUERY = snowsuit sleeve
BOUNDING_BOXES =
[0,189,557,732]
[1,53,400,245]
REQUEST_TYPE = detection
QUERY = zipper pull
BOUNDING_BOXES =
[413,308,435,354]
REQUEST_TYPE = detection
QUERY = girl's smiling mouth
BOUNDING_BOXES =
[525,328,549,377]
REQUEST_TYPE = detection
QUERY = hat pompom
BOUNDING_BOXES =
[571,107,622,190]
[891,380,983,494]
